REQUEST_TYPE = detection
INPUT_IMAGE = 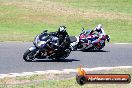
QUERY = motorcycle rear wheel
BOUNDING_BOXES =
[97,42,105,50]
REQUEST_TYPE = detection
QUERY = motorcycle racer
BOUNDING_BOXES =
[70,24,110,51]
[56,26,70,46]
[94,24,105,36]
[48,26,71,58]
[23,26,72,61]
[44,26,71,51]
[92,24,106,46]
[53,26,71,52]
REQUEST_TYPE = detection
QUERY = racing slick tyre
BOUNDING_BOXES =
[23,50,36,62]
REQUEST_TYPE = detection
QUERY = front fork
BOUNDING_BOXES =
[29,46,39,58]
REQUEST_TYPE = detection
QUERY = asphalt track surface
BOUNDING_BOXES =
[0,42,132,74]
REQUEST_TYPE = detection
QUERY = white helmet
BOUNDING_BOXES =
[96,24,102,30]
[59,26,66,32]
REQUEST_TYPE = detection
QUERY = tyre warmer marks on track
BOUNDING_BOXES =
[0,66,132,79]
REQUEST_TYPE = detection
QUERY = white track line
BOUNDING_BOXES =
[0,66,132,79]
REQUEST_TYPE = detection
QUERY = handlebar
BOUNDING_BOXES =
[43,30,48,33]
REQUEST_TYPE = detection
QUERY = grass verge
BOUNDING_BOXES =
[0,68,132,88]
[0,0,132,42]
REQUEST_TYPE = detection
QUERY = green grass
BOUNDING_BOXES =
[0,0,132,42]
[49,0,132,15]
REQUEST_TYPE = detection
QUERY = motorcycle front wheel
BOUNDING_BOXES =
[23,50,36,62]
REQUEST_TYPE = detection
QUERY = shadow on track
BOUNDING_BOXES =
[81,50,110,52]
[32,59,80,62]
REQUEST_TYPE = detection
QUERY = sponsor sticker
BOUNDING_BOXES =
[76,66,131,85]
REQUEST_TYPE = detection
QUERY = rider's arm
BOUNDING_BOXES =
[94,28,97,31]
[101,28,106,35]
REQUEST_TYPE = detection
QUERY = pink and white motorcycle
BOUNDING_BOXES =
[70,28,110,51]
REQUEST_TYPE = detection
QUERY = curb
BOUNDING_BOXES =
[0,66,132,79]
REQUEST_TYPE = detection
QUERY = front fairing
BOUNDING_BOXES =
[29,46,37,51]
[33,34,49,48]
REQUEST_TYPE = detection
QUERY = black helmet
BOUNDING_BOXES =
[58,26,67,32]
